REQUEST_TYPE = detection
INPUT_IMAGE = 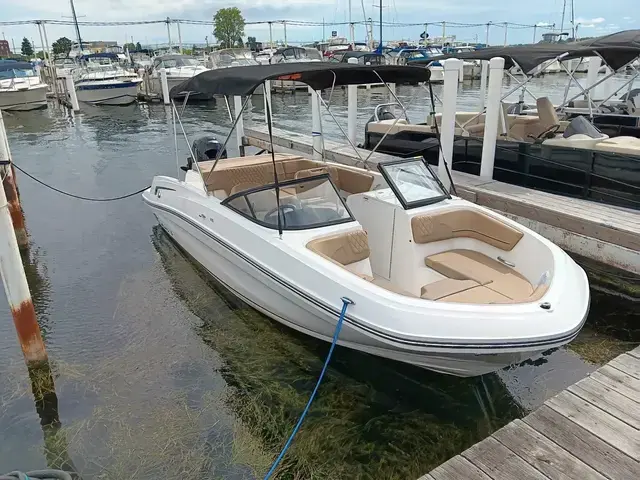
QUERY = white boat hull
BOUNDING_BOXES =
[76,79,141,105]
[143,180,589,377]
[0,85,48,111]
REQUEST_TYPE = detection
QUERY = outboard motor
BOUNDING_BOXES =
[363,106,396,148]
[182,135,227,171]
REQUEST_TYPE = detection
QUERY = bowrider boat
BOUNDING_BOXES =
[142,63,590,377]
[147,54,211,100]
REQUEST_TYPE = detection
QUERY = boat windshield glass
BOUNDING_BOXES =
[222,174,354,230]
[378,158,449,209]
[0,68,36,79]
[158,57,200,68]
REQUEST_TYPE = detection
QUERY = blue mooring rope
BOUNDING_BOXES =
[263,296,354,480]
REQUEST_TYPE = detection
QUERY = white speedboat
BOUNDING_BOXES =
[205,48,263,95]
[147,54,211,100]
[270,47,323,92]
[53,57,78,78]
[74,53,142,106]
[0,61,48,111]
[142,63,590,377]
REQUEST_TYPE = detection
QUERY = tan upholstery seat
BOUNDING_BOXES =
[425,249,534,302]
[420,279,479,300]
[307,230,370,266]
[535,97,560,136]
[438,286,511,304]
[230,182,260,195]
[411,210,523,251]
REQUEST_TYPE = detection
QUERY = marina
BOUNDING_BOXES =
[0,5,639,479]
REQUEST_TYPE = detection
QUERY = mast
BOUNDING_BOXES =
[560,0,566,34]
[570,0,576,39]
[379,0,382,50]
[69,0,83,50]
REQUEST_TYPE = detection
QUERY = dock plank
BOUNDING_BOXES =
[568,379,640,429]
[629,347,640,359]
[609,354,640,380]
[492,419,607,480]
[461,437,550,480]
[524,405,640,480]
[429,456,493,480]
[590,367,640,404]
[546,391,640,459]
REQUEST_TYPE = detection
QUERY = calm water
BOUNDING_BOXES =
[0,75,638,479]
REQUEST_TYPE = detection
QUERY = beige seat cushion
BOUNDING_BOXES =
[412,210,523,251]
[425,249,534,301]
[438,286,511,304]
[420,279,479,300]
[230,182,260,195]
[307,230,370,266]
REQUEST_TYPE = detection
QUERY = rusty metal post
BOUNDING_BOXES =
[0,161,47,364]
[0,110,28,249]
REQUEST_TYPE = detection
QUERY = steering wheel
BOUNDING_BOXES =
[536,124,560,139]
[264,203,298,227]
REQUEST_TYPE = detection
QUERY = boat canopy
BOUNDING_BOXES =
[169,63,431,98]
[430,29,640,73]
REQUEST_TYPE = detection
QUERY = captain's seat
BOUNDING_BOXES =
[534,97,561,138]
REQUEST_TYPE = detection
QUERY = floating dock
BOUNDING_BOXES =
[419,346,640,480]
[243,126,640,276]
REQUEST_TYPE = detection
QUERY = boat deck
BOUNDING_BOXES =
[243,125,640,275]
[419,346,640,480]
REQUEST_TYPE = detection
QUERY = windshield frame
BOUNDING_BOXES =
[220,173,356,231]
[377,157,451,210]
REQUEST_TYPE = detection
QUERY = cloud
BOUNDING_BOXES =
[575,17,606,28]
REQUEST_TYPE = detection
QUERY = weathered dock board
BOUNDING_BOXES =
[420,346,640,480]
[243,126,640,275]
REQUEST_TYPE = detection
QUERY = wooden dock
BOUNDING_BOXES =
[419,346,640,480]
[243,126,640,276]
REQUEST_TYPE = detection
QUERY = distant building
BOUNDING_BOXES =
[0,40,11,57]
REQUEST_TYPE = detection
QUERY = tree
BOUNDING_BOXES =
[21,37,34,57]
[247,36,257,51]
[124,42,136,52]
[213,7,245,49]
[52,37,73,56]
[135,42,142,51]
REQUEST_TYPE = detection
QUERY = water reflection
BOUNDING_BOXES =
[151,226,524,478]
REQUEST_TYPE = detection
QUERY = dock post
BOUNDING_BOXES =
[479,60,488,110]
[233,95,245,157]
[586,57,601,100]
[0,163,48,365]
[347,57,358,145]
[310,87,322,160]
[263,80,272,124]
[160,69,170,105]
[65,76,80,112]
[480,57,505,179]
[458,61,464,82]
[387,82,396,115]
[0,110,27,250]
[438,59,461,192]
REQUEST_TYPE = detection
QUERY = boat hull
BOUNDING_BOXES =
[149,77,215,101]
[0,85,48,111]
[143,186,587,377]
[76,79,141,105]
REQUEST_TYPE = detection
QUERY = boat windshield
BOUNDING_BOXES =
[222,174,354,230]
[0,68,36,79]
[157,57,200,68]
[378,158,449,209]
[211,49,258,67]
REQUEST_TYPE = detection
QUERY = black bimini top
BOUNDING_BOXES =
[431,29,640,74]
[169,63,431,98]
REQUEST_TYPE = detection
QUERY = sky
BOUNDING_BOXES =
[0,0,637,51]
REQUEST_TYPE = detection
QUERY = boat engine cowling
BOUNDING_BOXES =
[183,135,227,171]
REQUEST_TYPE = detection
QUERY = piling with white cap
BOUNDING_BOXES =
[160,68,170,105]
[0,110,27,250]
[65,75,80,112]
[438,58,461,192]
[478,60,489,111]
[480,57,505,179]
[310,87,322,160]
[586,57,601,100]
[347,57,358,145]
[234,95,245,157]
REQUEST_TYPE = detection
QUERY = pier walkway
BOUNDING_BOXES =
[419,346,640,480]
[243,126,639,275]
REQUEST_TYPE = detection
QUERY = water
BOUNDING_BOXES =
[0,76,638,479]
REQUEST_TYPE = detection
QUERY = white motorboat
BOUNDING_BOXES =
[142,63,590,377]
[270,47,323,92]
[147,54,211,100]
[205,48,263,94]
[0,60,48,111]
[74,53,142,106]
[53,57,78,78]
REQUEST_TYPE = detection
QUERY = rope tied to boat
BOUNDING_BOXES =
[263,296,354,480]
[0,471,73,480]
